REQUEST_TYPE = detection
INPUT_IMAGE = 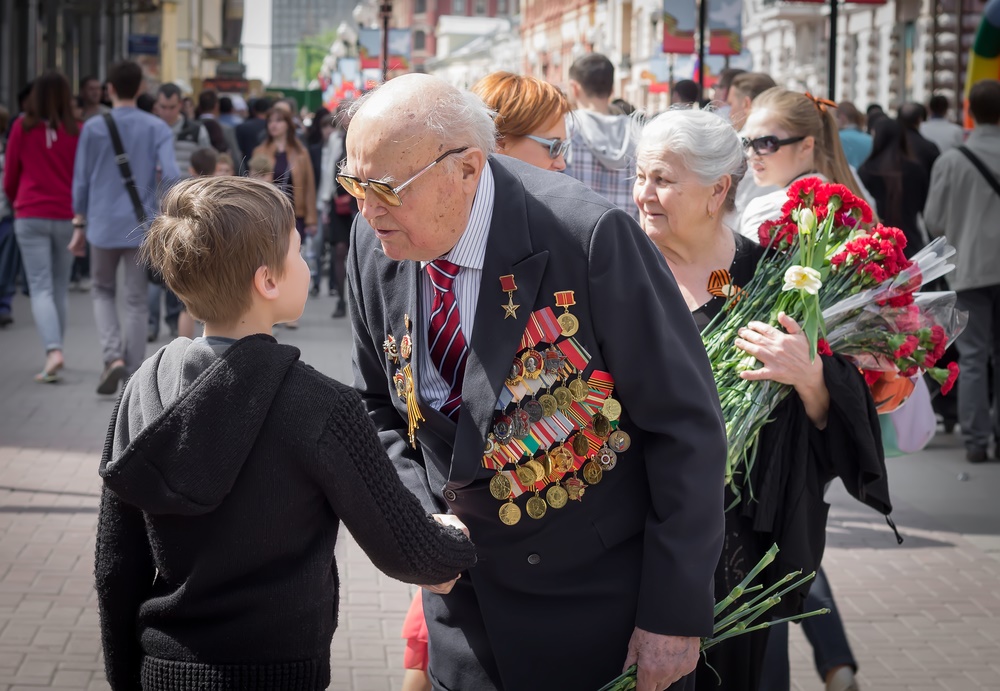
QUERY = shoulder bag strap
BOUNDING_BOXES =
[102,113,147,224]
[958,146,1000,198]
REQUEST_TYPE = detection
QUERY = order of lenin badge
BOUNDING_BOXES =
[554,290,579,337]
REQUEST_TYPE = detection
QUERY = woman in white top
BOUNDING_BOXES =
[738,89,869,242]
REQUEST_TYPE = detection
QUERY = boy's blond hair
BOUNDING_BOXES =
[248,154,273,177]
[141,177,294,324]
[215,152,235,174]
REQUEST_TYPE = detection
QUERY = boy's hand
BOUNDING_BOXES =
[421,513,470,594]
[68,228,87,257]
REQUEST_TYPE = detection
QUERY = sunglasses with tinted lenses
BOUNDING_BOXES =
[525,134,571,160]
[336,147,469,207]
[741,135,806,156]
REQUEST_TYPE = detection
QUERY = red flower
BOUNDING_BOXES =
[893,335,920,360]
[817,339,833,356]
[877,293,916,308]
[941,362,960,396]
[758,218,798,250]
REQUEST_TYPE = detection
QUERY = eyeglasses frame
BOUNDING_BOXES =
[742,135,807,156]
[524,134,571,160]
[336,146,470,207]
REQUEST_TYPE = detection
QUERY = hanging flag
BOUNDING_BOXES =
[358,28,412,72]
[642,54,672,93]
[708,0,742,55]
[662,0,696,54]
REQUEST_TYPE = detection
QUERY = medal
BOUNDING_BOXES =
[525,459,548,483]
[592,412,612,438]
[538,393,558,417]
[490,472,512,501]
[524,399,544,423]
[516,462,538,485]
[393,370,407,400]
[493,414,514,443]
[554,290,580,337]
[546,483,568,509]
[499,499,522,525]
[526,491,548,519]
[511,408,531,440]
[601,397,622,421]
[572,432,590,457]
[506,357,525,386]
[549,445,575,473]
[484,434,497,455]
[383,334,399,363]
[568,376,588,402]
[399,334,412,361]
[399,315,424,448]
[565,475,586,501]
[553,386,573,411]
[500,274,520,319]
[608,429,631,453]
[521,349,543,379]
[583,460,603,485]
[543,346,566,375]
[597,445,618,470]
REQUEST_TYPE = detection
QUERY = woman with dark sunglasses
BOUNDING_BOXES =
[470,72,572,172]
[737,88,871,241]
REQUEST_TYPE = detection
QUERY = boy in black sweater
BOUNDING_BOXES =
[94,176,476,691]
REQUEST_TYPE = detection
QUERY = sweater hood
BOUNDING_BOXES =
[570,110,636,169]
[100,334,301,515]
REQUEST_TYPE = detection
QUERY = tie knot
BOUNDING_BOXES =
[427,259,461,293]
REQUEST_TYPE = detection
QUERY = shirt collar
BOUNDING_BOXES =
[424,163,494,271]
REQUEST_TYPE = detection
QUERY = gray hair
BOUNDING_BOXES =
[348,80,497,157]
[636,108,747,213]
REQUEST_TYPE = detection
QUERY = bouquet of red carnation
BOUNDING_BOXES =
[702,179,966,496]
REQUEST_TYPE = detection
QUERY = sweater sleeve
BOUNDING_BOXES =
[307,383,477,586]
[72,124,91,216]
[923,156,951,238]
[94,485,155,691]
[2,120,22,205]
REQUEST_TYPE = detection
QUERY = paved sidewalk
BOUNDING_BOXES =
[0,291,998,690]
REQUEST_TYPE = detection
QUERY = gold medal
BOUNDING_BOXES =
[592,412,612,438]
[540,452,553,477]
[549,445,575,473]
[526,459,548,483]
[499,500,522,525]
[553,386,573,410]
[546,483,569,509]
[521,349,543,379]
[565,475,586,501]
[601,397,622,421]
[554,291,580,337]
[572,433,590,457]
[490,473,512,501]
[516,463,538,485]
[526,492,548,519]
[539,393,558,417]
[608,429,631,453]
[500,274,520,319]
[568,376,588,402]
[583,460,603,485]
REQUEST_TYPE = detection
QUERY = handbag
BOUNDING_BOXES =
[879,376,936,457]
[102,114,162,285]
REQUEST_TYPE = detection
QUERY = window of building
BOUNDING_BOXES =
[415,0,426,12]
[453,0,465,14]
[414,30,426,51]
[475,0,487,14]
[497,0,507,12]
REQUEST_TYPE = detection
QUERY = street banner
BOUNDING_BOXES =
[708,0,742,55]
[662,0,696,54]
[642,54,672,93]
[358,28,412,71]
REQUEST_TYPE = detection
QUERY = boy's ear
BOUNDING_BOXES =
[253,265,280,302]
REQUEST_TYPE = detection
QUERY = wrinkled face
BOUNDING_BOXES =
[742,108,813,188]
[82,79,102,106]
[633,149,719,249]
[344,115,480,262]
[499,113,568,172]
[274,227,311,323]
[155,93,182,126]
[268,113,288,140]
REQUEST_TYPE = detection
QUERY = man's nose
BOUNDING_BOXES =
[361,193,387,222]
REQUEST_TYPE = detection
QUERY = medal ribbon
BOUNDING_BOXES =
[499,274,517,292]
[554,290,576,308]
[558,337,590,371]
[588,370,615,396]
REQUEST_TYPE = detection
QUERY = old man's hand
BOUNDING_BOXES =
[624,627,699,691]
[421,514,470,595]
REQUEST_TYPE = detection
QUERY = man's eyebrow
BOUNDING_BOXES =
[337,160,397,185]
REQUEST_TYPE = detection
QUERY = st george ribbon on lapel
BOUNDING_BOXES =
[426,259,469,420]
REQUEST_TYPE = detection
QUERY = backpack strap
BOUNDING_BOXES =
[958,146,1000,198]
[102,113,146,224]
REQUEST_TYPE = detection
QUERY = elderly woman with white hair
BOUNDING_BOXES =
[633,109,892,691]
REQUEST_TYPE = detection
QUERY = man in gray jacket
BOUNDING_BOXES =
[925,79,1000,463]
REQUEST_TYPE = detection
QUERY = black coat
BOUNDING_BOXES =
[349,155,727,690]
[95,336,475,691]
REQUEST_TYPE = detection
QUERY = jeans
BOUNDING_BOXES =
[148,282,184,333]
[13,218,74,351]
[91,245,148,373]
[955,286,1000,450]
[0,216,19,314]
[761,567,857,688]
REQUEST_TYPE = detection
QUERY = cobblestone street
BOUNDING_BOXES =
[0,290,998,690]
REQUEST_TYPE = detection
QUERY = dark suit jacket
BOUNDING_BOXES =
[906,128,941,177]
[348,155,726,690]
[235,118,267,174]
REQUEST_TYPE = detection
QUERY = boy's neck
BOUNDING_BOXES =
[203,315,274,341]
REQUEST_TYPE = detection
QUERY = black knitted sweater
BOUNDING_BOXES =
[95,335,476,690]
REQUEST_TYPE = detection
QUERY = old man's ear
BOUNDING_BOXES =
[460,148,487,188]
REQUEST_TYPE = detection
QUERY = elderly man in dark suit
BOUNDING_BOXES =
[345,74,726,691]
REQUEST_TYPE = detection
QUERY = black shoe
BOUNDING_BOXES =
[0,313,12,327]
[310,284,320,298]
[967,448,988,464]
[328,287,338,298]
[332,299,346,319]
[96,362,127,395]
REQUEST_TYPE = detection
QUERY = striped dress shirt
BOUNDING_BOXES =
[418,164,496,410]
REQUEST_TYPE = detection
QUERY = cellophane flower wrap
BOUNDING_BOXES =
[701,178,966,498]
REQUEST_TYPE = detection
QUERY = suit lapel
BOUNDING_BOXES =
[450,158,549,488]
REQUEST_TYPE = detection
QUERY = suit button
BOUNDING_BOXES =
[443,489,457,502]
[527,553,541,565]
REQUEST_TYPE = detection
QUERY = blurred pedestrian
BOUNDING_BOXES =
[236,97,271,173]
[218,95,243,126]
[866,104,887,134]
[78,76,110,121]
[2,71,80,381]
[0,103,16,327]
[197,90,242,164]
[247,154,273,182]
[836,101,873,169]
[726,72,777,131]
[317,103,354,316]
[214,152,235,176]
[306,107,331,299]
[671,79,699,106]
[899,102,940,175]
[921,94,965,153]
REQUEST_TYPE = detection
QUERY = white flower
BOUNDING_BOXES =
[797,208,817,235]
[782,265,823,295]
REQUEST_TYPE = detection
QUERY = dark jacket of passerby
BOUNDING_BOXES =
[95,335,476,691]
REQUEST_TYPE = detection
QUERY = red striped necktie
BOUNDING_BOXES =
[426,259,469,420]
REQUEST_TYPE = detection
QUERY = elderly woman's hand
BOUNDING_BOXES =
[734,312,830,429]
